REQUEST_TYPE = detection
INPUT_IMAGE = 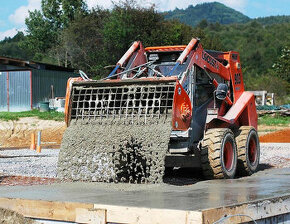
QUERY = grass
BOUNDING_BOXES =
[0,110,64,121]
[258,114,290,126]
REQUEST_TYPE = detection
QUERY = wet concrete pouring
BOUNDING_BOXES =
[57,117,171,183]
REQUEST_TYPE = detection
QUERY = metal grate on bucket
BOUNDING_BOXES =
[70,83,175,123]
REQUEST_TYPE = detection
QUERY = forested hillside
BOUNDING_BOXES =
[0,0,289,103]
[254,15,290,25]
[163,2,290,27]
[164,2,250,26]
[202,20,289,102]
[0,32,31,59]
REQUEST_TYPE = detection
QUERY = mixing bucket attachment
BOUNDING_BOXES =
[59,79,177,183]
[68,80,176,124]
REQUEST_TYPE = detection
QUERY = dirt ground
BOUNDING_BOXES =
[0,208,34,224]
[258,124,290,137]
[259,128,290,143]
[0,117,65,148]
[0,175,59,186]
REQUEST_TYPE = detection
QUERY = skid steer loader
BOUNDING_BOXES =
[58,38,260,182]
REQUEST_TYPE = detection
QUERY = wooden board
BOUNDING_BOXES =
[202,194,290,223]
[0,198,94,222]
[75,208,107,224]
[0,198,202,224]
[93,204,202,224]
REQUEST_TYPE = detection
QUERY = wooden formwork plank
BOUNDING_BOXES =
[0,195,289,224]
[202,195,290,224]
[75,208,107,224]
[0,198,94,222]
[93,204,203,224]
[0,197,203,224]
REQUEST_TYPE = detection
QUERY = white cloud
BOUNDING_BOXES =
[0,27,26,40]
[9,0,41,26]
[88,0,247,12]
[86,0,113,9]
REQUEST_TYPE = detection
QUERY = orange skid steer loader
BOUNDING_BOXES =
[63,38,259,180]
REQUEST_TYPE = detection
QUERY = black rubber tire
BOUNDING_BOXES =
[236,126,260,176]
[201,128,238,179]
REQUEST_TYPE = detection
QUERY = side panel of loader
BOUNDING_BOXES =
[209,91,258,130]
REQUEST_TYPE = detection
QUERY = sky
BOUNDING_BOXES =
[0,0,289,40]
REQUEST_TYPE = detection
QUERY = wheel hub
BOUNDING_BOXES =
[249,137,257,164]
[224,141,233,170]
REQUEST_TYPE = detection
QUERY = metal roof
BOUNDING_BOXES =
[0,56,75,72]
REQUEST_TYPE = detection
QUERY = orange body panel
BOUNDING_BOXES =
[192,43,231,81]
[222,51,245,102]
[121,42,147,78]
[117,41,140,66]
[145,46,186,52]
[221,91,258,129]
[64,77,82,126]
[172,82,192,131]
[177,39,198,64]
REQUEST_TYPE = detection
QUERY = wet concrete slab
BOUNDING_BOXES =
[0,168,289,211]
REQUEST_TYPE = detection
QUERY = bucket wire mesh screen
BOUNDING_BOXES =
[70,83,175,122]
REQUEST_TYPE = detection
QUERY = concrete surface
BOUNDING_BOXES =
[0,168,289,211]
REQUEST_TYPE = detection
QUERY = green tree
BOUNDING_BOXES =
[0,32,32,59]
[22,10,57,61]
[102,0,195,64]
[41,0,87,29]
[159,19,192,45]
[102,0,165,63]
[23,0,87,62]
[272,46,290,82]
[198,19,208,29]
[55,8,110,75]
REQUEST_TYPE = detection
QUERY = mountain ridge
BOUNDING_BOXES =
[164,2,290,27]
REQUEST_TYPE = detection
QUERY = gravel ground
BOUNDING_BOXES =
[0,143,289,179]
[259,143,290,168]
[0,149,59,178]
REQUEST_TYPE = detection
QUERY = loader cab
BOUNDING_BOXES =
[146,49,189,77]
[188,65,227,144]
